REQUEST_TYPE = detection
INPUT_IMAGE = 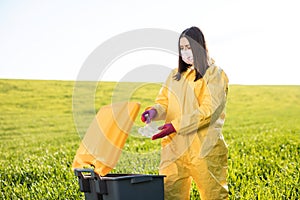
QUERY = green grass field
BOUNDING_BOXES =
[0,79,299,199]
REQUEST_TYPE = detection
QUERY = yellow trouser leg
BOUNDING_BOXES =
[160,161,192,200]
[191,139,228,200]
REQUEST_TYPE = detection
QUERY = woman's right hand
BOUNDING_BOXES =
[141,109,157,123]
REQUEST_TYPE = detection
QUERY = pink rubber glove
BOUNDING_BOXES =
[152,123,176,140]
[141,109,157,123]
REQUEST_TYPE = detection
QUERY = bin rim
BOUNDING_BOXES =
[100,173,166,181]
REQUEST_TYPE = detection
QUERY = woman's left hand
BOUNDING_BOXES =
[152,123,176,140]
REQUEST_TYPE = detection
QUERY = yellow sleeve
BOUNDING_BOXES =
[145,70,175,121]
[171,68,228,135]
[151,84,168,121]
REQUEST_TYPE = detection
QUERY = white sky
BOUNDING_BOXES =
[0,0,299,84]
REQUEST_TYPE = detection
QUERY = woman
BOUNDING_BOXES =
[141,27,229,200]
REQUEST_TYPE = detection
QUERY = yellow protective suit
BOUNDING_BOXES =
[150,61,229,200]
[72,102,140,176]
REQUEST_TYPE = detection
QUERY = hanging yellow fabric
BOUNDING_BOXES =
[72,102,140,176]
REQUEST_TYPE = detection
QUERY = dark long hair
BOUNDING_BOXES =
[174,26,209,81]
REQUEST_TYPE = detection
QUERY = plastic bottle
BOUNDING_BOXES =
[138,114,159,138]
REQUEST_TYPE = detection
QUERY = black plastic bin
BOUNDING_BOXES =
[74,169,165,200]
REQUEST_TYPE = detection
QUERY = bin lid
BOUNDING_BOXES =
[72,101,141,176]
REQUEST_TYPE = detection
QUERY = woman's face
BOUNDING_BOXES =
[180,37,193,65]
